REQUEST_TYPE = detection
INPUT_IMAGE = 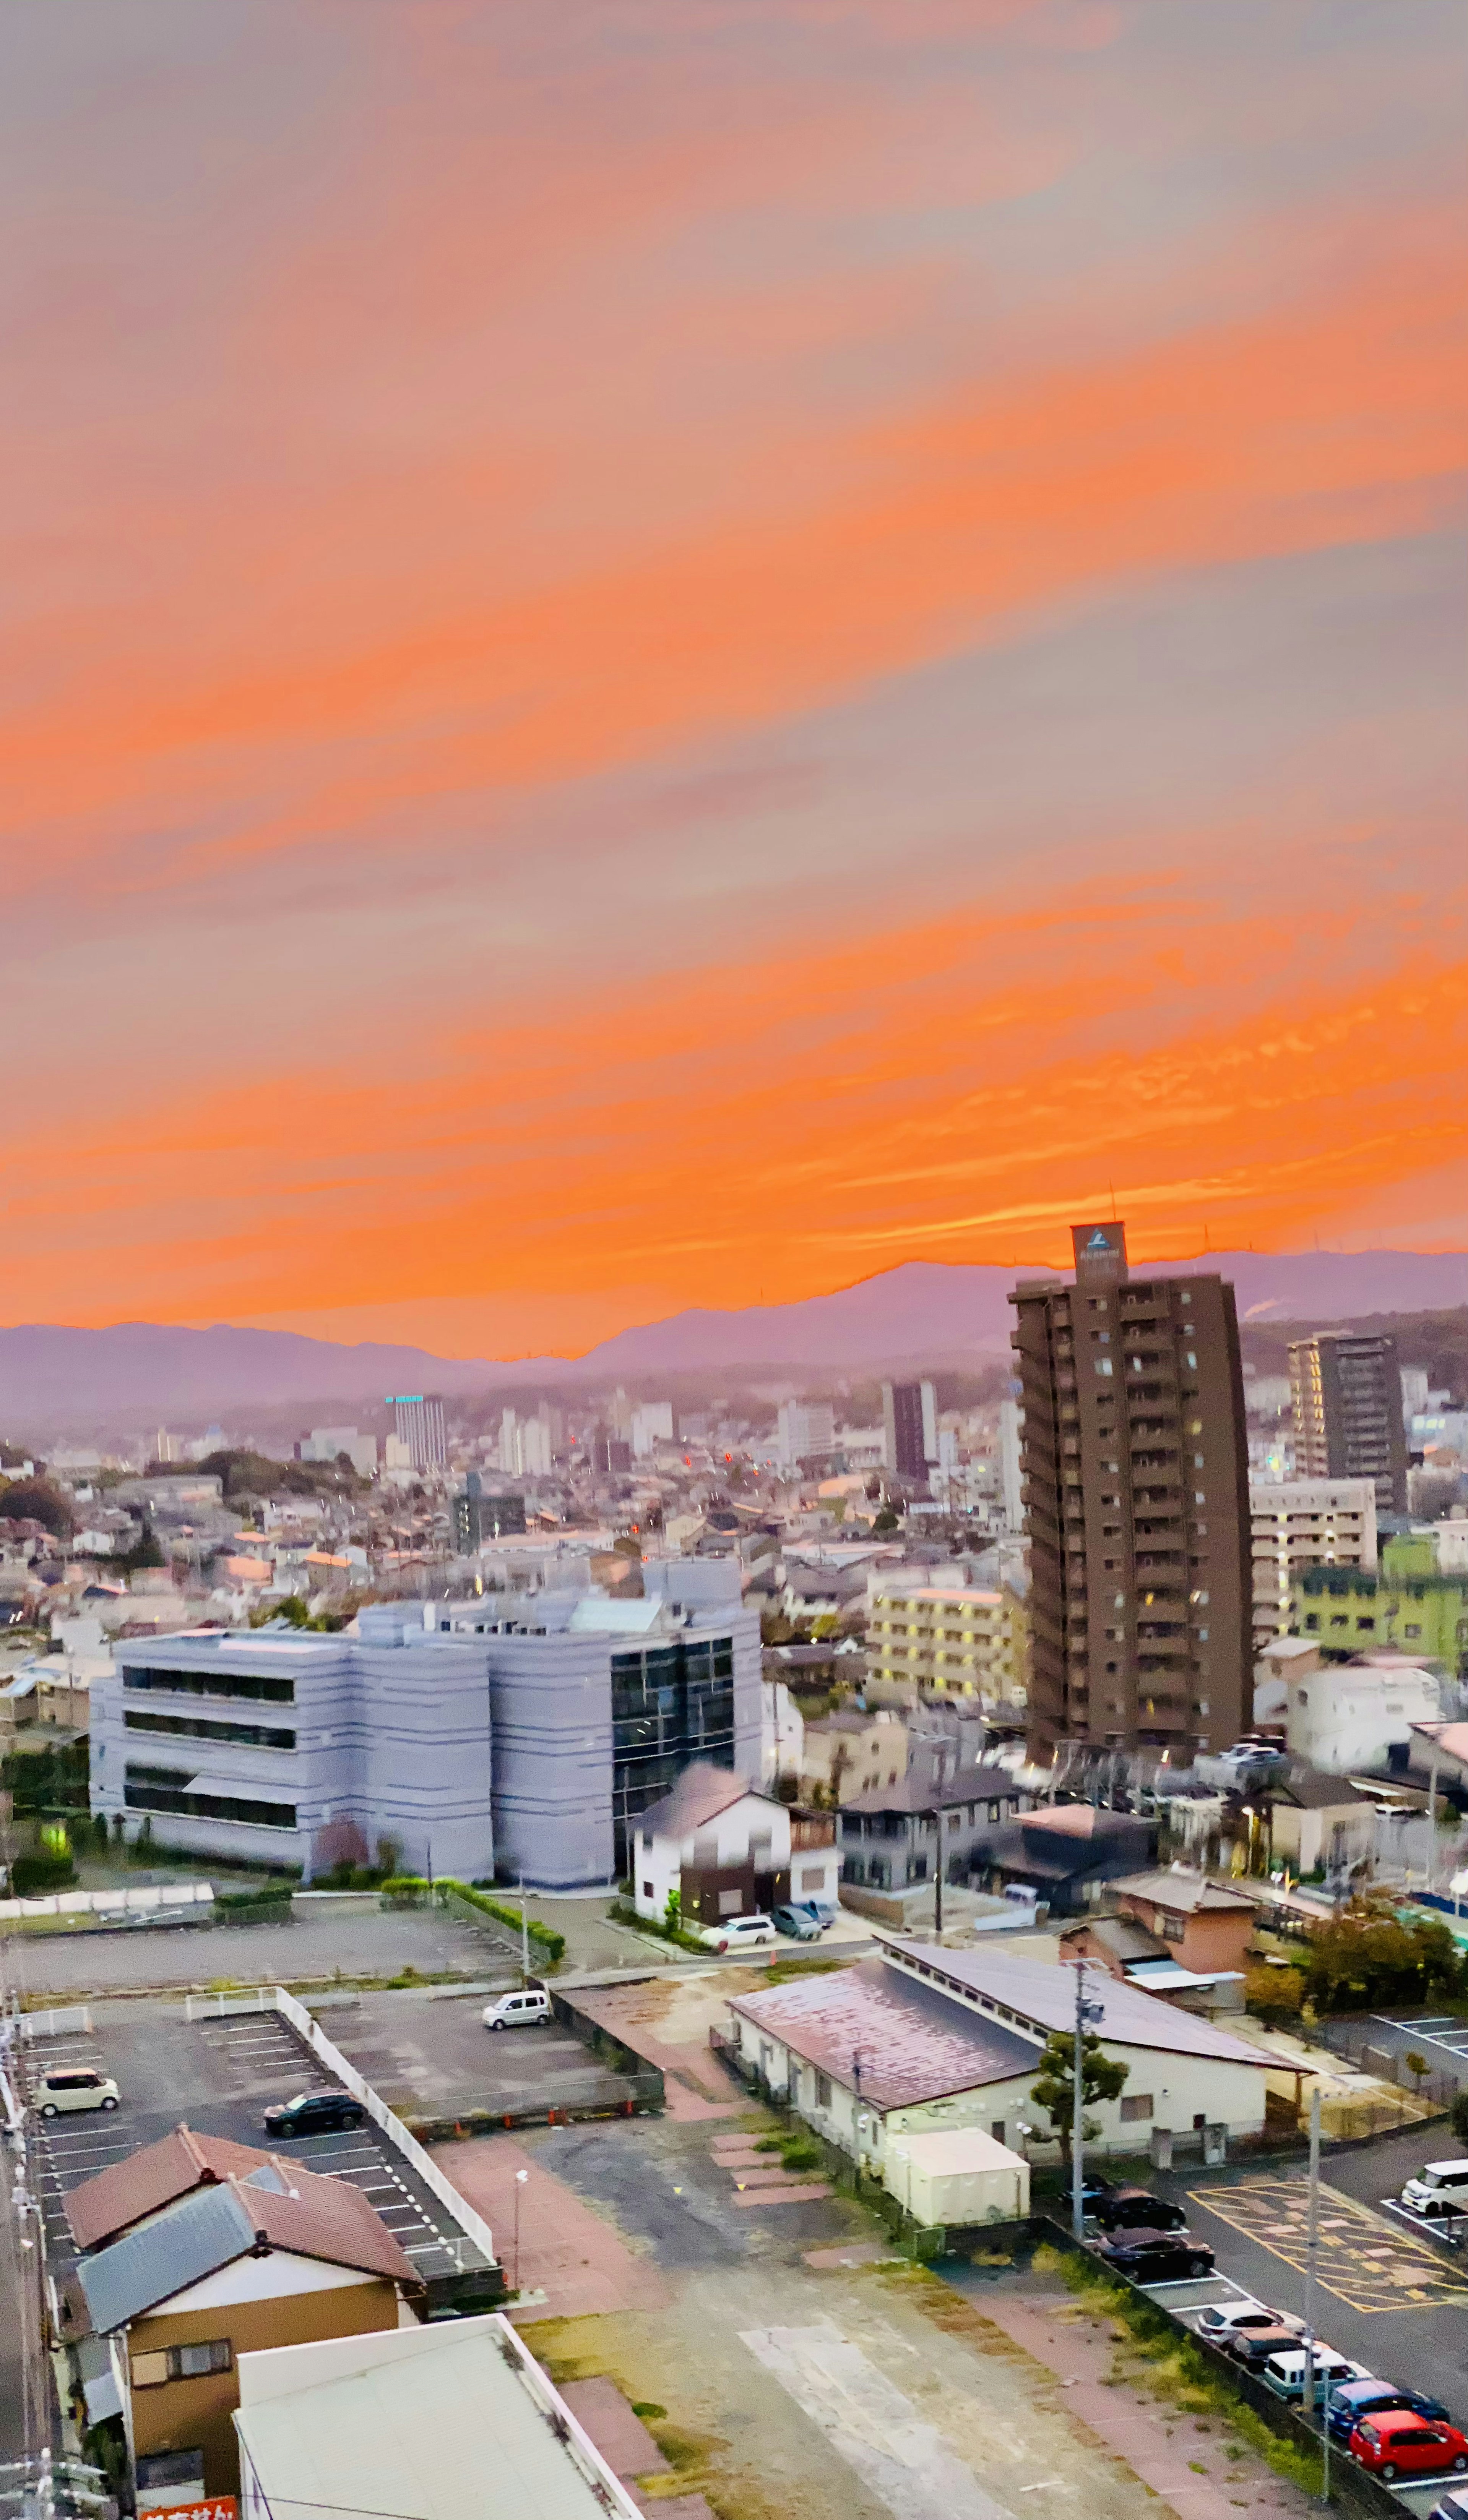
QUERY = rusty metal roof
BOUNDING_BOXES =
[729,1958,1039,2110]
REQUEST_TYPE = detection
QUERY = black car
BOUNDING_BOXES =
[263,2089,366,2138]
[1090,2185,1186,2234]
[1227,2322,1309,2371]
[1097,2231,1213,2283]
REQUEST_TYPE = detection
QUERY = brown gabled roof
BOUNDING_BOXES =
[638,1761,770,1841]
[236,2168,416,2283]
[67,2124,300,2254]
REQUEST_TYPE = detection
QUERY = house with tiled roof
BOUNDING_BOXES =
[60,2129,417,2510]
[724,1937,1280,2184]
[631,1758,837,1928]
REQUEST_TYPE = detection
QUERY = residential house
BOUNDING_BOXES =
[838,1765,1034,1896]
[233,2313,643,2520]
[801,1709,908,1806]
[1062,1871,1255,2012]
[60,2132,418,2505]
[630,1761,838,1927]
[724,1938,1278,2187]
[970,1802,1154,1915]
[1269,1769,1377,1879]
[1284,1654,1443,1774]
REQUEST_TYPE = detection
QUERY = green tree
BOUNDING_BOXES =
[1243,1962,1307,2029]
[872,1506,900,1533]
[120,1517,165,1573]
[1405,2050,1430,2099]
[0,1477,75,1539]
[1451,2088,1468,2149]
[1301,1894,1467,2014]
[663,1887,682,1939]
[1030,2028,1130,2163]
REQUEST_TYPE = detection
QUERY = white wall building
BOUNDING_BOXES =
[999,1399,1023,1531]
[297,1427,378,1478]
[777,1399,836,1468]
[1285,1656,1444,1774]
[726,1940,1273,2185]
[630,1763,838,1928]
[630,1402,674,1459]
[1249,1477,1377,1651]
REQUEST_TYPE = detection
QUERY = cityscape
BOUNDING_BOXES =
[4,4,1466,2520]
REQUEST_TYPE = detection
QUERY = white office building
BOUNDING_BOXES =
[777,1399,836,1469]
[92,1572,760,1891]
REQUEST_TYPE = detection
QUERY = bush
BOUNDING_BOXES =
[1243,1963,1306,2029]
[1450,2089,1468,2148]
[378,1877,566,1965]
[10,1851,79,1897]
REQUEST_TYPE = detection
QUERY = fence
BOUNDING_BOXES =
[16,2005,94,2040]
[0,1882,214,1927]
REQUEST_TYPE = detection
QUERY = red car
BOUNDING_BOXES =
[1349,2411,1468,2483]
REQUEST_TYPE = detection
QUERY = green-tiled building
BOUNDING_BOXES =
[1294,1535,1468,1675]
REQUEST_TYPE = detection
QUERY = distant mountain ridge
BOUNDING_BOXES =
[2,1248,1466,1430]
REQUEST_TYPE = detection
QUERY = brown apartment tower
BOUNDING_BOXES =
[1010,1222,1252,1763]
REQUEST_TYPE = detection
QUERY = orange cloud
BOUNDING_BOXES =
[4,863,1463,1346]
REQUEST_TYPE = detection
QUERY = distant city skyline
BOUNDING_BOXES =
[3,0,1463,1354]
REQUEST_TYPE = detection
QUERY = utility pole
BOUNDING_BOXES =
[933,1806,944,1937]
[519,1877,530,1986]
[1303,2084,1323,2492]
[1070,1959,1104,2241]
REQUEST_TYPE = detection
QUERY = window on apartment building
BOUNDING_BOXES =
[1119,2094,1153,2123]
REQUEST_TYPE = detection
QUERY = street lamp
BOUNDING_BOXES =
[1068,1959,1106,2241]
[512,2167,528,2295]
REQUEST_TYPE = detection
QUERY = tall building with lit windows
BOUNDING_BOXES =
[1009,1222,1252,1763]
[389,1392,447,1474]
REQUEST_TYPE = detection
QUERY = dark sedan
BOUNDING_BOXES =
[263,2089,366,2138]
[1096,2231,1213,2282]
[1228,2322,1312,2372]
[1090,2186,1187,2234]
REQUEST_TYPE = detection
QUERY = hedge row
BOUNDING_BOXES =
[380,1876,565,1965]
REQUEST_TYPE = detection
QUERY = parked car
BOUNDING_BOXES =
[695,1914,777,1953]
[34,2068,119,2119]
[1195,2300,1302,2342]
[771,1905,823,1942]
[1262,2349,1367,2407]
[1228,2323,1323,2373]
[792,1899,836,1930]
[1403,2162,1468,2216]
[1429,2489,1468,2520]
[1090,2186,1187,2234]
[263,2089,366,2137]
[1327,2381,1451,2446]
[1350,2412,1468,2482]
[1096,2232,1214,2282]
[1079,2173,1117,2213]
[482,1988,553,2030]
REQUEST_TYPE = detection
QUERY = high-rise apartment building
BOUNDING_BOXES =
[777,1399,836,1468]
[1248,1476,1377,1652]
[882,1380,936,1485]
[1010,1221,1252,1761]
[1288,1331,1408,1514]
[388,1393,447,1474]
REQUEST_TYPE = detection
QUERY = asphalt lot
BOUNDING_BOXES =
[0,1904,501,1997]
[325,1986,639,2119]
[14,1999,492,2299]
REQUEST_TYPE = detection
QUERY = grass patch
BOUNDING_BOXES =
[631,2402,666,2421]
[763,1956,850,1987]
[1039,2246,1323,2497]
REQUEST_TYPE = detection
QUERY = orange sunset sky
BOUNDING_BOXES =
[4,0,1466,1358]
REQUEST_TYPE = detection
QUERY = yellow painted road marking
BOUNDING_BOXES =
[1187,2178,1468,2314]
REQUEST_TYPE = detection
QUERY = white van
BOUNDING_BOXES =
[482,1988,553,2032]
[34,2067,120,2118]
[696,1914,777,1954]
[1402,2161,1468,2216]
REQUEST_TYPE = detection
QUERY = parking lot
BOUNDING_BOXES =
[0,1901,504,1998]
[1114,2121,1468,2507]
[322,1986,641,2120]
[16,1999,491,2296]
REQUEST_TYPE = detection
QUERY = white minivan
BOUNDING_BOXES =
[1402,2160,1468,2217]
[34,2067,120,2118]
[696,1914,777,1954]
[482,1988,553,2032]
